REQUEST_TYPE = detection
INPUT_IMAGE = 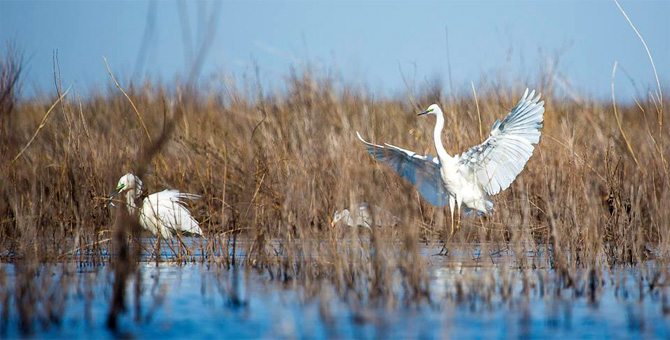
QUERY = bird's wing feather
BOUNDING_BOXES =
[142,190,202,239]
[457,88,545,195]
[357,132,450,206]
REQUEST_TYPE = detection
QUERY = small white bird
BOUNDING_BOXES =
[358,89,544,232]
[332,203,399,229]
[110,173,203,247]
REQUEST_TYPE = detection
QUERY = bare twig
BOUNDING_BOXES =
[614,0,666,174]
[10,86,71,164]
[611,62,641,171]
[103,56,152,141]
[471,81,483,143]
[614,0,663,108]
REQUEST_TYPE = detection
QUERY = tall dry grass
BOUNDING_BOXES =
[0,48,668,332]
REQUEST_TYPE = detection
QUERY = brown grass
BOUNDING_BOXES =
[0,48,668,333]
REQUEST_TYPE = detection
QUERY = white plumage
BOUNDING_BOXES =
[112,173,203,240]
[458,89,544,196]
[332,203,399,229]
[357,89,544,230]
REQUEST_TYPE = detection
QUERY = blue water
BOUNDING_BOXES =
[1,255,668,339]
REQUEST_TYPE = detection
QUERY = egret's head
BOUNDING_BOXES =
[111,173,142,198]
[332,209,350,225]
[418,104,442,117]
[332,210,343,224]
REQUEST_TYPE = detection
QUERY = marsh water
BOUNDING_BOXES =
[1,242,668,340]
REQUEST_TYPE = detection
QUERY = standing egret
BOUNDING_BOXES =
[357,88,544,233]
[110,173,203,255]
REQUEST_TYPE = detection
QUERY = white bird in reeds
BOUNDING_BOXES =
[357,88,545,233]
[332,203,399,229]
[110,173,203,254]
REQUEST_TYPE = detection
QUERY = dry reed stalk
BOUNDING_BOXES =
[471,81,483,143]
[610,62,641,171]
[614,0,667,175]
[103,57,152,142]
[10,86,70,164]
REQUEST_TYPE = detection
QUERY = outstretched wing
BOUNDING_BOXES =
[142,190,202,239]
[357,132,450,207]
[457,88,545,195]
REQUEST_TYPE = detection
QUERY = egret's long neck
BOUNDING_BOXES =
[124,188,139,214]
[433,113,455,165]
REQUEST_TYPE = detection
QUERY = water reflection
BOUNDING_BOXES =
[1,250,669,339]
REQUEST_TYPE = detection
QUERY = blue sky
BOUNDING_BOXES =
[1,0,668,100]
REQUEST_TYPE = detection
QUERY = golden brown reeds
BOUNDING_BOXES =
[0,49,668,334]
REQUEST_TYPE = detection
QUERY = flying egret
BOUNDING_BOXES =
[110,173,203,255]
[357,88,544,233]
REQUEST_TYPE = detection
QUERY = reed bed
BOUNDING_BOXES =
[0,47,668,333]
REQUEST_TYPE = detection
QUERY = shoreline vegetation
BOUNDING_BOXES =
[1,52,668,332]
[2,58,667,265]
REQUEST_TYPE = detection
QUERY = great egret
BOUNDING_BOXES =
[332,203,399,229]
[357,88,544,232]
[110,173,203,254]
